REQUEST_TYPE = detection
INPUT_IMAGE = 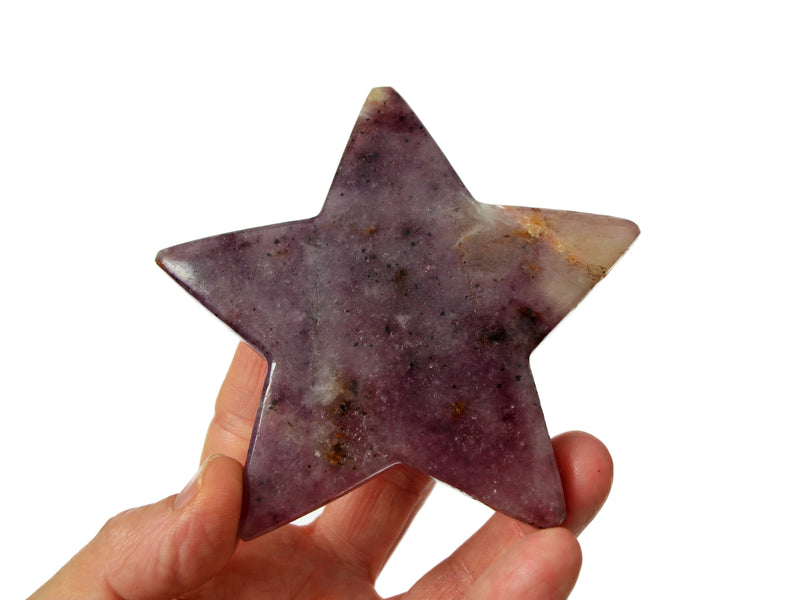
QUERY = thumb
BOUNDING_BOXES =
[32,454,242,600]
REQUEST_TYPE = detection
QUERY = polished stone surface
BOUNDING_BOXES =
[157,88,639,540]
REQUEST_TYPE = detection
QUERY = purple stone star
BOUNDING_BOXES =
[157,88,638,541]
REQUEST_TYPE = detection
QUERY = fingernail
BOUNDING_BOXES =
[174,454,221,510]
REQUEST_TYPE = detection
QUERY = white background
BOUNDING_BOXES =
[2,2,798,597]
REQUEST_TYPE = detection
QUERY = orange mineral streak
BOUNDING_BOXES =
[450,401,467,417]
[502,206,608,281]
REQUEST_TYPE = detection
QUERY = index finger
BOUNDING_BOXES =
[201,342,269,464]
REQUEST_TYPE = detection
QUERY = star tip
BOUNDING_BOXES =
[154,248,167,269]
[366,86,400,103]
[237,526,258,542]
[619,217,641,248]
[154,246,186,281]
[602,216,641,268]
[368,85,397,94]
[623,217,641,238]
[591,213,641,253]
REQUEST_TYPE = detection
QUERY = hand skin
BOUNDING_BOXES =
[30,343,613,600]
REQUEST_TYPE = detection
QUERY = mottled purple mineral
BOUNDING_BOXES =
[157,88,638,541]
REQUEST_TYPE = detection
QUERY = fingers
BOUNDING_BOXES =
[400,513,539,599]
[104,454,242,599]
[201,342,269,464]
[553,431,614,535]
[30,455,243,600]
[310,465,435,583]
[403,430,612,599]
[465,528,581,600]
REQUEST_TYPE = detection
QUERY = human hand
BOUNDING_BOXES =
[30,342,613,600]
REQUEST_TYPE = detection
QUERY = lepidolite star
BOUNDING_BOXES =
[157,88,638,541]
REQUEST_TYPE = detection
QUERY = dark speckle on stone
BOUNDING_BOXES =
[480,325,508,345]
[358,151,380,162]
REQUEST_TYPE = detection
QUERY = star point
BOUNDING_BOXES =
[157,87,638,541]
